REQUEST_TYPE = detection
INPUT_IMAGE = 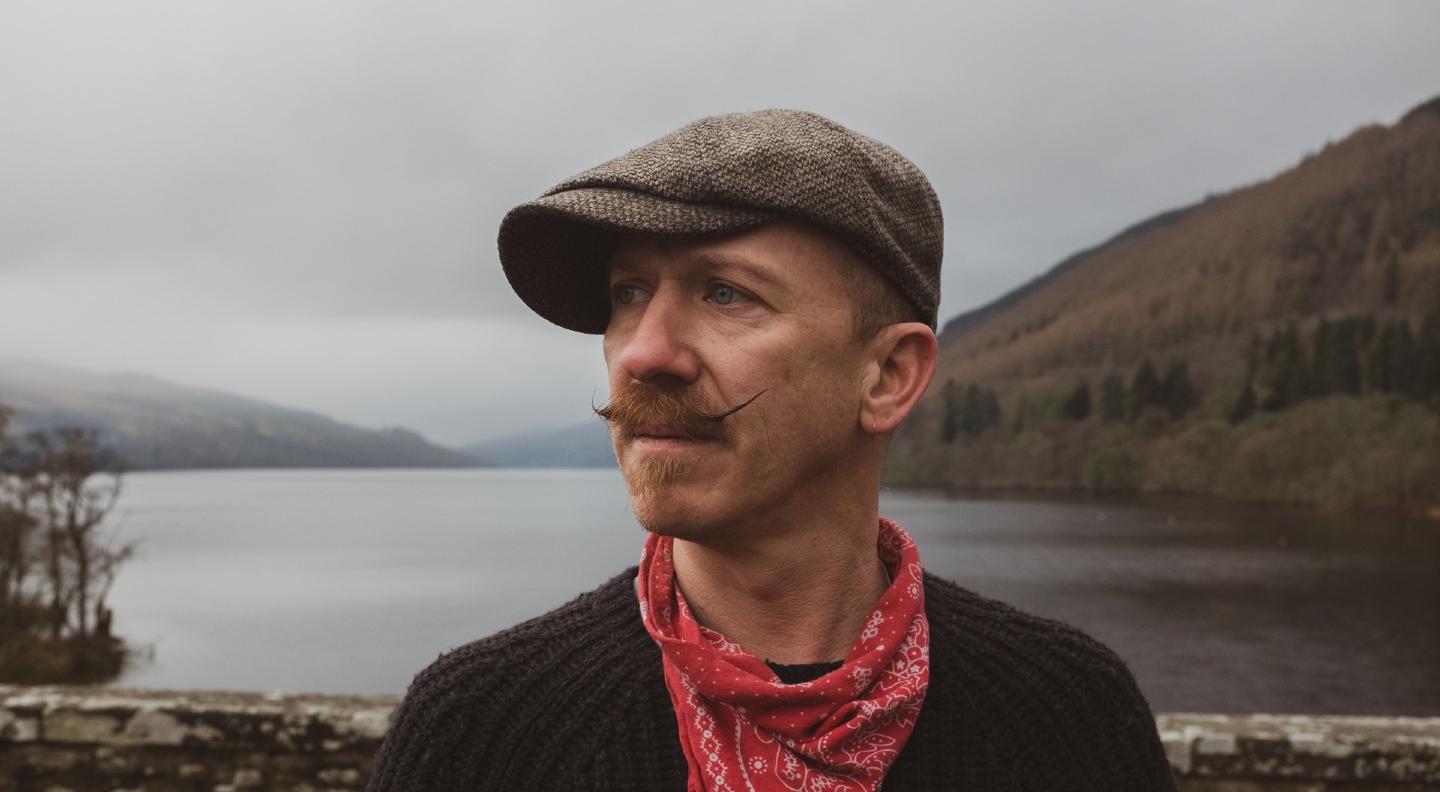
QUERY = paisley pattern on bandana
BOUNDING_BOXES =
[635,518,930,792]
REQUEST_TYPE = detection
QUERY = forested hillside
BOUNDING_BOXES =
[888,95,1440,515]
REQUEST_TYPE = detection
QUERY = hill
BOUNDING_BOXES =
[0,360,483,470]
[889,94,1440,515]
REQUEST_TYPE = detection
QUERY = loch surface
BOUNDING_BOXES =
[105,468,1440,714]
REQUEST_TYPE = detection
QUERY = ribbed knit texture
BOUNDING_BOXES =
[366,569,1178,791]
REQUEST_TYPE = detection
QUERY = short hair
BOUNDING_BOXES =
[838,245,924,341]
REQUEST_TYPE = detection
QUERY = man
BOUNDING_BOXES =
[367,110,1177,791]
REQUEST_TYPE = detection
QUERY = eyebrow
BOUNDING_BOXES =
[691,253,786,292]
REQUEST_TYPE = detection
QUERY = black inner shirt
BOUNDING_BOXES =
[765,659,845,685]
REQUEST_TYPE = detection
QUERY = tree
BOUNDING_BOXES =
[1419,300,1440,399]
[1229,380,1257,424]
[1308,316,1364,397]
[1263,322,1307,411]
[1311,317,1334,396]
[1100,374,1126,423]
[1368,319,1419,395]
[0,408,133,682]
[939,379,961,443]
[959,385,1002,437]
[1330,317,1364,396]
[1392,321,1422,398]
[27,428,128,642]
[0,408,37,636]
[1382,255,1400,306]
[1062,381,1092,421]
[1130,359,1160,421]
[1366,320,1392,392]
[1159,360,1197,419]
[978,387,1002,434]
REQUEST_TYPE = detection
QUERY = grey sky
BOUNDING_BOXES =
[2,1,1438,445]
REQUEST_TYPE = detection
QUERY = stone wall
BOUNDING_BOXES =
[2,686,1437,790]
[1160,713,1440,791]
[0,687,389,792]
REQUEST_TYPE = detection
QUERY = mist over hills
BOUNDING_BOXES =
[0,360,482,470]
[890,93,1440,513]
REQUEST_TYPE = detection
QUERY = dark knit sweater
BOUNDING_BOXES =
[367,568,1178,791]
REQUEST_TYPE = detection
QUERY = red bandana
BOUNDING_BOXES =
[635,517,930,792]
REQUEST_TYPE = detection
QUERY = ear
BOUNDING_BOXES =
[859,322,938,435]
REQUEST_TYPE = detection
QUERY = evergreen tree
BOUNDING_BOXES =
[1359,313,1377,346]
[1368,320,1419,395]
[960,385,980,437]
[1245,333,1262,378]
[1100,374,1126,423]
[1419,304,1440,399]
[1130,359,1160,421]
[1368,322,1395,392]
[1229,380,1257,424]
[1392,321,1421,397]
[1289,321,1316,400]
[1383,255,1401,306]
[1062,382,1092,421]
[939,379,960,443]
[1311,317,1334,396]
[1263,322,1306,411]
[979,388,1003,432]
[1331,317,1364,395]
[1159,360,1197,419]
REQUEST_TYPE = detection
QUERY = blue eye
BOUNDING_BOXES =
[615,285,641,304]
[711,285,738,305]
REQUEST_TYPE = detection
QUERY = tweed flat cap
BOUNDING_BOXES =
[497,109,943,333]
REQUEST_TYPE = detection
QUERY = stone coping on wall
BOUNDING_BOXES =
[1157,712,1440,786]
[2,686,1439,789]
[0,686,394,753]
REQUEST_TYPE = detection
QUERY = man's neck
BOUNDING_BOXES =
[670,502,890,665]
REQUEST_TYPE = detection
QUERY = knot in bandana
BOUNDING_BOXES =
[635,517,930,792]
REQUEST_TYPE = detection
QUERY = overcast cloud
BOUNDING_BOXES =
[2,1,1438,445]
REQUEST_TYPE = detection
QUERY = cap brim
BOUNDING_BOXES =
[497,187,775,334]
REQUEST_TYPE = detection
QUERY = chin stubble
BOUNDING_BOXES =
[595,380,767,523]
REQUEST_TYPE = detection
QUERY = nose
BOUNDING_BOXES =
[607,286,702,386]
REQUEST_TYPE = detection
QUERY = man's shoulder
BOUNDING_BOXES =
[407,566,646,699]
[367,568,662,790]
[917,572,1175,790]
[922,571,1136,681]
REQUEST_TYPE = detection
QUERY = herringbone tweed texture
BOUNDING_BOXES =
[498,109,944,333]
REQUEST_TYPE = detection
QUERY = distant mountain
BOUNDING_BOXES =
[463,421,615,468]
[889,94,1440,514]
[0,360,483,470]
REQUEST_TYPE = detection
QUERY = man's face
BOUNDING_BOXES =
[602,221,872,542]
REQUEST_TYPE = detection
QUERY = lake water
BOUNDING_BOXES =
[104,469,1440,715]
